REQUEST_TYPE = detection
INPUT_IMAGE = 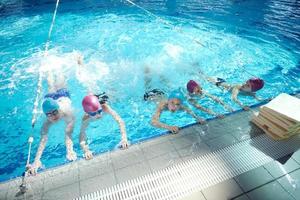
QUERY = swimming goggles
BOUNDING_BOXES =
[46,109,59,117]
[87,109,103,117]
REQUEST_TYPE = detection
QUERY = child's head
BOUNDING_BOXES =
[167,89,185,112]
[186,80,202,94]
[242,78,264,92]
[82,95,102,118]
[42,98,60,122]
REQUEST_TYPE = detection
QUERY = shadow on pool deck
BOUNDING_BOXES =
[1,96,299,200]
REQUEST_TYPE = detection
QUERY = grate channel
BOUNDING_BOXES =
[74,134,300,200]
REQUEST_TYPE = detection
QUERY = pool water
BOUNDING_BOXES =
[0,0,299,182]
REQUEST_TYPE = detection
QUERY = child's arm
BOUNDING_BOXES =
[79,115,93,159]
[105,104,129,149]
[231,87,250,110]
[151,101,179,133]
[65,114,77,161]
[28,120,51,175]
[204,92,234,112]
[252,93,264,101]
[181,105,206,124]
[188,99,224,119]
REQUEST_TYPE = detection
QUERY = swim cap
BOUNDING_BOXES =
[82,95,101,113]
[168,88,185,103]
[42,98,59,114]
[186,80,199,93]
[247,78,264,92]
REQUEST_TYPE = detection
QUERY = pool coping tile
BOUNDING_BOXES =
[234,166,274,192]
[247,180,294,200]
[202,178,243,200]
[263,158,300,179]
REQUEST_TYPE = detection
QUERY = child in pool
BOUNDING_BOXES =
[28,68,77,175]
[79,94,129,160]
[77,54,129,160]
[146,88,206,133]
[186,80,234,117]
[143,66,205,134]
[200,73,264,110]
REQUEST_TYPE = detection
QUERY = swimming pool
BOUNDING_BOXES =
[0,0,299,182]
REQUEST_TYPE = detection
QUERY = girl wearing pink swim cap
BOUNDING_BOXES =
[186,80,234,117]
[79,93,129,160]
[77,56,129,160]
[199,71,265,111]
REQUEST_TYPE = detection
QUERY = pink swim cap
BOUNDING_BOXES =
[247,78,264,92]
[187,80,199,93]
[82,95,101,113]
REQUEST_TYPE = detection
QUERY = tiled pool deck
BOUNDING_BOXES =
[1,95,300,200]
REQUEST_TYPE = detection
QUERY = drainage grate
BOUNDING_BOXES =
[74,134,300,200]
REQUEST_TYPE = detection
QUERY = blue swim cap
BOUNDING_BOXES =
[168,88,186,103]
[42,98,59,114]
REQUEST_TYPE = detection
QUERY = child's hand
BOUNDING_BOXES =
[216,114,225,119]
[27,160,42,175]
[120,138,129,149]
[197,119,206,125]
[66,150,77,161]
[168,126,179,134]
[243,106,250,111]
[84,150,93,160]
[226,106,234,112]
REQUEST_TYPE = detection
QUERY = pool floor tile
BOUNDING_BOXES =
[115,162,151,183]
[264,158,300,179]
[138,134,171,147]
[148,152,182,171]
[292,149,300,164]
[177,142,211,159]
[232,194,251,200]
[111,147,145,170]
[4,178,44,200]
[43,164,79,192]
[177,126,198,136]
[170,133,203,150]
[78,158,114,181]
[42,182,80,200]
[6,190,43,200]
[179,190,206,200]
[202,178,243,200]
[247,181,294,200]
[205,134,238,151]
[0,191,6,200]
[142,140,177,160]
[79,172,116,196]
[277,169,300,199]
[0,180,12,200]
[192,125,220,141]
[234,166,274,192]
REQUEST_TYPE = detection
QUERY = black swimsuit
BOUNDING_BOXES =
[95,92,109,104]
[144,89,165,101]
[215,78,226,87]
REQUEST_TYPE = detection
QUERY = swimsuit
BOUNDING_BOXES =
[215,78,226,87]
[44,88,70,100]
[144,89,165,101]
[95,92,109,104]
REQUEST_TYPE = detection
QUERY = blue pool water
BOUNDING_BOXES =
[0,0,299,182]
